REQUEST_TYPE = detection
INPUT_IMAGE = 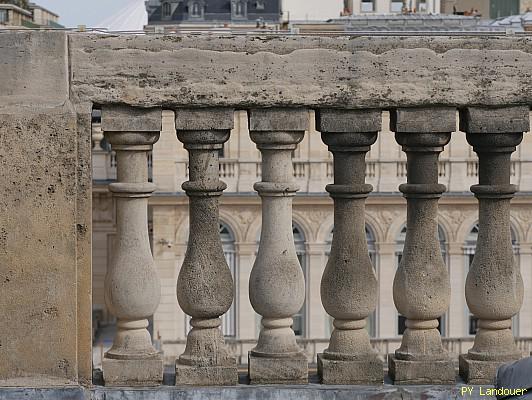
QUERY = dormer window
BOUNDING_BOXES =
[191,1,201,16]
[232,0,247,18]
[236,1,244,16]
[162,2,171,17]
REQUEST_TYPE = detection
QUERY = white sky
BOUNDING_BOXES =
[35,0,344,30]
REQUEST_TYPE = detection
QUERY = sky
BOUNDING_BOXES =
[37,0,145,29]
[36,0,344,30]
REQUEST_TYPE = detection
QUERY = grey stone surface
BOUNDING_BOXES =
[101,106,162,132]
[460,106,531,134]
[69,34,532,109]
[174,108,234,130]
[389,355,456,385]
[175,112,237,386]
[318,354,383,385]
[0,384,506,400]
[391,107,456,133]
[316,109,381,133]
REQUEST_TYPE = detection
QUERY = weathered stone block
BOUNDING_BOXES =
[174,108,235,131]
[317,354,383,385]
[249,109,309,132]
[459,106,530,134]
[175,364,238,386]
[248,352,308,384]
[391,107,456,133]
[459,354,518,385]
[316,109,382,133]
[388,354,455,385]
[103,357,163,387]
[101,106,162,132]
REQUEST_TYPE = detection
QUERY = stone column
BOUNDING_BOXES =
[248,108,308,384]
[174,108,238,386]
[315,109,383,384]
[459,106,529,384]
[101,106,163,386]
[389,108,455,385]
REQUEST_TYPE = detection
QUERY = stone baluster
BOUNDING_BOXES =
[459,107,529,384]
[389,108,455,385]
[248,109,308,384]
[174,108,238,386]
[315,109,383,384]
[101,106,163,386]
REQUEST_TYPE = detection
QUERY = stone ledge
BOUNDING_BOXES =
[0,384,501,400]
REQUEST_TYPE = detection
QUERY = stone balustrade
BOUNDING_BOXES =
[1,31,532,392]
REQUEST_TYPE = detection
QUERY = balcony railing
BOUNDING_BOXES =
[2,31,532,393]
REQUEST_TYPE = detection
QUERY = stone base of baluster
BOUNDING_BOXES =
[388,354,455,385]
[175,362,238,386]
[317,354,383,385]
[103,356,163,387]
[248,352,308,384]
[459,354,520,385]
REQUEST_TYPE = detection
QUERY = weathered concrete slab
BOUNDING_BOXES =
[69,34,532,109]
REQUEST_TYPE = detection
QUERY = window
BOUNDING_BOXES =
[191,2,201,17]
[293,224,306,337]
[361,0,375,12]
[391,0,404,12]
[162,2,171,17]
[255,0,265,10]
[417,0,427,12]
[0,10,8,23]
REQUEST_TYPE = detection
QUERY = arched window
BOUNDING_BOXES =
[186,222,237,337]
[396,224,447,336]
[465,223,519,335]
[293,223,306,337]
[220,223,237,337]
[326,224,377,337]
[162,2,171,17]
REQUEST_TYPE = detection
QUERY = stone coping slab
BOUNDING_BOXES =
[0,384,503,400]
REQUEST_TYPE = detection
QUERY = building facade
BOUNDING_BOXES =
[346,0,442,14]
[92,109,532,364]
[145,0,281,27]
[442,0,532,18]
[0,1,61,28]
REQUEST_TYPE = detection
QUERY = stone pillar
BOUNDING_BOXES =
[388,108,455,385]
[315,109,383,384]
[101,106,163,386]
[459,106,529,384]
[174,108,238,386]
[248,108,309,384]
